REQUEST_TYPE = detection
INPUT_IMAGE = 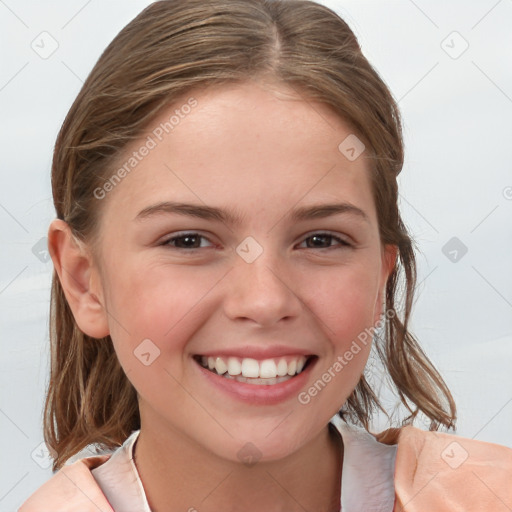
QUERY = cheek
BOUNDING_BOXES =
[104,262,221,358]
[306,260,380,343]
[292,265,378,428]
[298,268,377,410]
[103,264,218,411]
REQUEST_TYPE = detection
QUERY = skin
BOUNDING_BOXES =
[49,79,397,512]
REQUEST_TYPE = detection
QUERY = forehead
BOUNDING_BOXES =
[103,80,376,224]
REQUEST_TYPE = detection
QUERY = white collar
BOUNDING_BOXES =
[92,415,397,512]
[330,414,397,511]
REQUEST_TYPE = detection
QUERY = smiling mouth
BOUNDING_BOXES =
[193,354,316,385]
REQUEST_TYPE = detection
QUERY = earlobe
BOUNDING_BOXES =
[47,219,110,339]
[383,244,398,279]
[373,244,398,325]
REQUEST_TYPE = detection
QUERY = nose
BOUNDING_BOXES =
[223,252,303,328]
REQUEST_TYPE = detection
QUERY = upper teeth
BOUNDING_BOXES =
[200,356,308,379]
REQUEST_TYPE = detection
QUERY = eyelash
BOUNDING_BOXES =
[161,231,352,251]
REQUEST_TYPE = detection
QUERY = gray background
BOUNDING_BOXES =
[1,0,511,509]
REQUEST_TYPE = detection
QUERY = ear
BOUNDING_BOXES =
[47,219,110,339]
[373,243,398,325]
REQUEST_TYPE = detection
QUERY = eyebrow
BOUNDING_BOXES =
[134,201,370,225]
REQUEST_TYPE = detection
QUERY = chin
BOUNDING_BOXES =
[208,421,311,466]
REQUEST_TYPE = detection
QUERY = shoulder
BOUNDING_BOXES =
[19,455,114,512]
[376,425,512,511]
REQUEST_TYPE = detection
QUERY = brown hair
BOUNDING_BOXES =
[45,0,456,471]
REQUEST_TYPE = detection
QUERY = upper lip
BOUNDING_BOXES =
[195,345,315,360]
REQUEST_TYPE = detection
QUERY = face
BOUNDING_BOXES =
[88,80,395,462]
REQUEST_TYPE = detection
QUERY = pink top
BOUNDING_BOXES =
[90,414,398,511]
[19,416,512,511]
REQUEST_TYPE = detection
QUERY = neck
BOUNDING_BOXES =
[134,421,343,512]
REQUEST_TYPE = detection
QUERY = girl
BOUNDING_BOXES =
[20,0,512,511]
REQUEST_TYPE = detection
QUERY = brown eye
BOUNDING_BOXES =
[300,233,351,249]
[162,232,212,249]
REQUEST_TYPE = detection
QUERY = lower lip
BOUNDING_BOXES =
[193,358,317,405]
